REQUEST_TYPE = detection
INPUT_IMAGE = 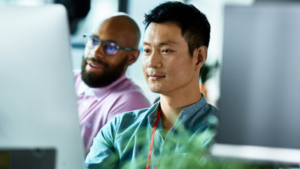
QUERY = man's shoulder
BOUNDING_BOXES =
[114,78,143,93]
[205,103,219,115]
[198,102,218,123]
[201,103,219,132]
[111,87,149,102]
[196,95,219,115]
[114,107,151,125]
[110,79,151,107]
[108,103,157,131]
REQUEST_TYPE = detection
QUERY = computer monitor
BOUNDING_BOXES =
[0,5,85,169]
[212,3,300,165]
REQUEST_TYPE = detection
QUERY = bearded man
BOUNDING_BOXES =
[74,14,151,155]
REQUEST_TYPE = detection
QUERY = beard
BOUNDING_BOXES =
[81,55,128,88]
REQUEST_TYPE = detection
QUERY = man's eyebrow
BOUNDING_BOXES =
[143,41,178,46]
[105,39,118,43]
[91,34,99,38]
[91,35,117,43]
[143,42,151,46]
[158,41,177,46]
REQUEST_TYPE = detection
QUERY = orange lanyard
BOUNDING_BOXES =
[146,109,161,169]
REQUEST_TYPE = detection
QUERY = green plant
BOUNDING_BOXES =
[200,61,219,84]
[121,123,277,169]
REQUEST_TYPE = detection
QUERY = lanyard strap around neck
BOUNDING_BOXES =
[146,108,161,169]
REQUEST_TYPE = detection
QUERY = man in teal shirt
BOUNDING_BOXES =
[85,2,218,169]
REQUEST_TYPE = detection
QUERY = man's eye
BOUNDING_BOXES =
[143,49,151,53]
[162,49,171,53]
[108,46,115,50]
[91,38,98,45]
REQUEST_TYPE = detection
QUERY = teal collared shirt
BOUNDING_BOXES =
[85,94,218,169]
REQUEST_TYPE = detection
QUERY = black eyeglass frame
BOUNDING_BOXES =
[83,34,137,55]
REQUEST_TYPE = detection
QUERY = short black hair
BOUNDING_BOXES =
[144,1,211,56]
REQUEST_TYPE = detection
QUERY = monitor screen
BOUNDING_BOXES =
[0,5,85,169]
[213,3,300,164]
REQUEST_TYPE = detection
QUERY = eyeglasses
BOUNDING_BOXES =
[83,34,136,55]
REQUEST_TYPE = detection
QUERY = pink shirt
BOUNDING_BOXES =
[74,71,151,155]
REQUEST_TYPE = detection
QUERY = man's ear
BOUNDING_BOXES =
[127,50,140,66]
[193,46,207,69]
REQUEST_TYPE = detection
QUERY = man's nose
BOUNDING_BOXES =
[147,51,162,68]
[92,43,105,58]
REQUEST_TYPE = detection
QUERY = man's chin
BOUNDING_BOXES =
[81,70,120,88]
[81,71,104,88]
[148,86,163,94]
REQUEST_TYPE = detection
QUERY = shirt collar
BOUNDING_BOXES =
[178,93,208,121]
[77,80,89,96]
[78,75,127,99]
[147,103,160,127]
[147,94,208,127]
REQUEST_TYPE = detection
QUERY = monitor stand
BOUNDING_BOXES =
[0,148,56,169]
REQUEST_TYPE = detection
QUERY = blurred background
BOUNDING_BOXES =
[0,0,258,106]
[2,1,300,168]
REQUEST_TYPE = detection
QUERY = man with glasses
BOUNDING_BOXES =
[74,14,151,156]
[85,2,218,169]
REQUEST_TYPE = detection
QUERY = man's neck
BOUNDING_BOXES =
[159,86,202,132]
